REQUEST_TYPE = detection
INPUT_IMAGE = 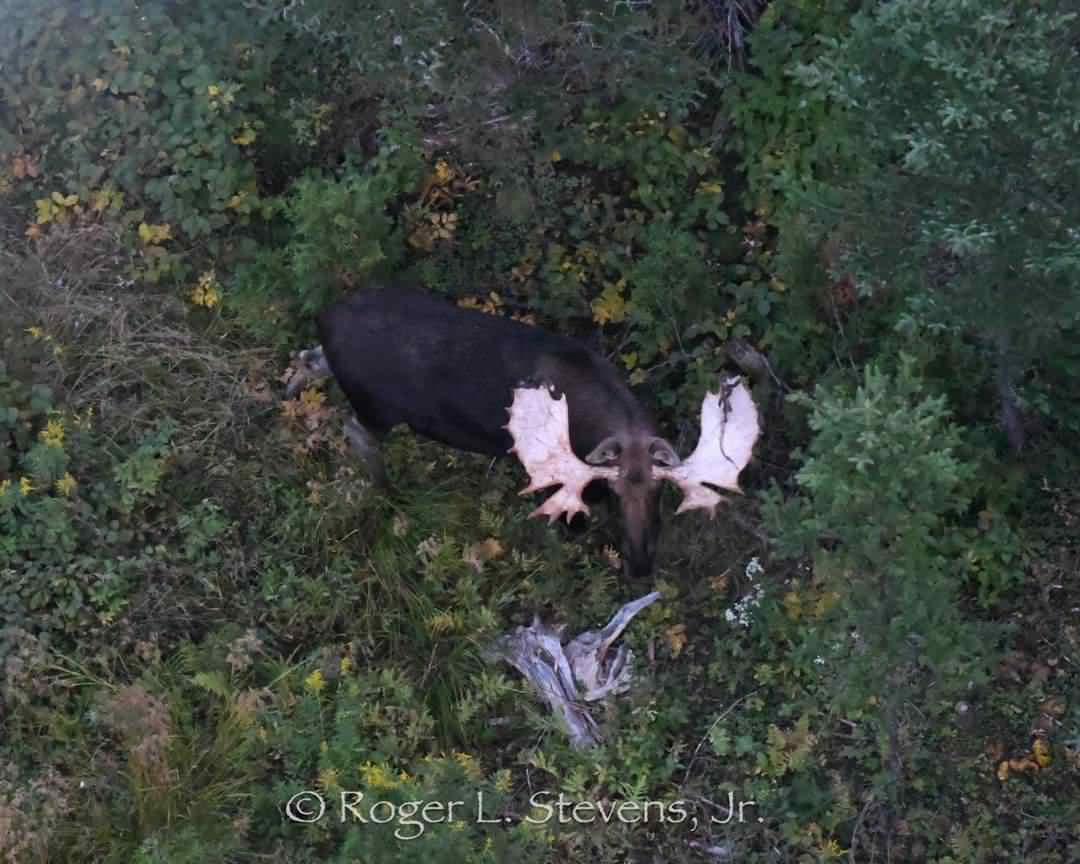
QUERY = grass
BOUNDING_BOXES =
[1,221,1078,863]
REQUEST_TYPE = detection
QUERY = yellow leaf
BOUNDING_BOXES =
[665,623,688,658]
[39,418,65,448]
[232,125,257,146]
[550,149,561,162]
[620,351,638,370]
[190,282,221,308]
[433,159,453,184]
[453,751,483,780]
[55,473,77,497]
[92,77,109,93]
[191,270,221,307]
[299,388,326,411]
[427,611,459,634]
[463,538,505,573]
[303,669,326,695]
[359,761,402,790]
[138,222,172,245]
[35,198,56,224]
[1033,737,1051,769]
[280,399,302,420]
[592,279,628,325]
[1000,755,1039,780]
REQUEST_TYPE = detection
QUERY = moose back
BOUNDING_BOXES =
[286,287,760,581]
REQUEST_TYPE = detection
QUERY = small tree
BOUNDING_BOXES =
[763,358,994,837]
[778,0,1080,447]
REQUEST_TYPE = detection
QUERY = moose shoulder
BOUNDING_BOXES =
[286,287,760,581]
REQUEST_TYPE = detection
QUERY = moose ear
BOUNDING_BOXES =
[648,437,681,468]
[585,436,622,465]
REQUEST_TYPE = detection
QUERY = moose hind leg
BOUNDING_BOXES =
[344,415,387,488]
[285,344,331,399]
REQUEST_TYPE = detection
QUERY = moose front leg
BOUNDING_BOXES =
[344,415,388,488]
[285,345,332,399]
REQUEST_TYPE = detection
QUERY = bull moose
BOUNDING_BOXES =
[286,286,760,581]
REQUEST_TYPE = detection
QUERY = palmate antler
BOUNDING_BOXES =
[504,384,618,523]
[653,378,761,516]
[505,378,760,521]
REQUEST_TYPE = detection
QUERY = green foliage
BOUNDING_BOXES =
[725,0,860,215]
[762,359,998,800]
[771,359,974,556]
[112,420,177,514]
[228,135,423,344]
[0,0,299,261]
[0,376,179,646]
[3,0,1079,861]
[765,0,1080,434]
[251,663,545,862]
[253,0,716,162]
[416,104,781,413]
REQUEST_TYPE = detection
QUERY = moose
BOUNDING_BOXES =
[285,286,760,581]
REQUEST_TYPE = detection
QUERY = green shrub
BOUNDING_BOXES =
[0,1,300,257]
[228,135,424,344]
[736,0,1080,443]
[762,358,1001,806]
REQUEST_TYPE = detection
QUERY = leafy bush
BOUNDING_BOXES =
[3,1,1077,861]
[762,359,1002,802]
[228,136,424,344]
[0,345,179,646]
[0,1,299,255]
[738,0,1080,444]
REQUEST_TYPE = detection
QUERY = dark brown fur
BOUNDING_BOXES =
[316,286,669,580]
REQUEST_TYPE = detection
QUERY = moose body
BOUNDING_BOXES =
[317,288,655,462]
[287,286,760,582]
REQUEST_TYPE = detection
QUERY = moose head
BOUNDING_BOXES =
[505,377,761,577]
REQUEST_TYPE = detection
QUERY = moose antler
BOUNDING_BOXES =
[506,378,760,521]
[505,383,617,523]
[654,377,760,516]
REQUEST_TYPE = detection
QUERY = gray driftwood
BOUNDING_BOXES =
[487,591,661,748]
